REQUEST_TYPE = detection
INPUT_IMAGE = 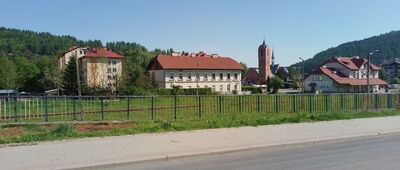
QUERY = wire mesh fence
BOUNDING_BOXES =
[0,93,399,123]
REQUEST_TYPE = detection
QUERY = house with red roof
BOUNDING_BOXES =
[304,56,387,93]
[147,52,244,94]
[59,46,123,90]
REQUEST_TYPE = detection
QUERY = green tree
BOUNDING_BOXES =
[379,68,389,82]
[240,61,248,79]
[0,56,17,89]
[62,56,84,95]
[269,76,283,94]
[13,57,39,92]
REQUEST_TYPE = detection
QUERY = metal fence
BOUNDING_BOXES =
[0,93,399,123]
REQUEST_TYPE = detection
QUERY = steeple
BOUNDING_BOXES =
[271,48,275,65]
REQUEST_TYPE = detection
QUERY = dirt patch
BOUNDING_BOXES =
[0,127,25,138]
[73,122,131,133]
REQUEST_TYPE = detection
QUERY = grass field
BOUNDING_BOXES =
[1,109,400,144]
[0,93,399,123]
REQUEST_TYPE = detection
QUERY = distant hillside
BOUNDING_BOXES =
[290,30,400,73]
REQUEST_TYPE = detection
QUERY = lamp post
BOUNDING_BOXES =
[196,62,200,96]
[299,57,305,94]
[367,50,379,93]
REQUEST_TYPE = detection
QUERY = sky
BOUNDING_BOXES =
[1,0,400,67]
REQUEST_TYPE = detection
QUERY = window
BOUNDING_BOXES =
[113,68,117,72]
[108,83,112,87]
[234,73,238,80]
[107,68,111,73]
[212,85,216,91]
[220,85,223,91]
[219,73,223,80]
[79,50,83,55]
[196,73,200,80]
[234,85,237,90]
[112,75,116,80]
[212,73,216,80]
[227,84,231,91]
[227,73,231,80]
[169,73,174,81]
[178,73,183,81]
[112,60,117,65]
[204,74,208,81]
[187,73,192,81]
[108,60,112,65]
[107,75,112,80]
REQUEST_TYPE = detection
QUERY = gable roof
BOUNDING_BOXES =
[148,54,244,70]
[83,48,123,59]
[309,67,387,86]
[324,57,380,70]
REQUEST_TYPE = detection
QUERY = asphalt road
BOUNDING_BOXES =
[94,133,400,170]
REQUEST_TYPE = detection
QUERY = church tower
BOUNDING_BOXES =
[258,40,271,82]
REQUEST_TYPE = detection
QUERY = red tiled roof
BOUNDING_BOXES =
[148,54,244,70]
[325,57,380,70]
[309,67,387,86]
[83,48,123,59]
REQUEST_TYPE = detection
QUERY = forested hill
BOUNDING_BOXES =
[290,30,400,73]
[0,27,173,94]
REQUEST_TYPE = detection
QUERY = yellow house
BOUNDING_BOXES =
[59,46,123,90]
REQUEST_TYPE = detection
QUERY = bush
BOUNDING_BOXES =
[242,86,262,94]
[51,124,75,137]
[157,87,216,95]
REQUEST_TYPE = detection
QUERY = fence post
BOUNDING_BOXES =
[198,95,202,118]
[325,94,329,112]
[151,96,154,120]
[73,97,76,120]
[219,96,223,117]
[354,94,358,111]
[308,95,312,113]
[127,96,130,120]
[275,95,279,113]
[100,97,104,121]
[292,95,296,113]
[174,95,177,119]
[13,97,17,122]
[340,94,344,111]
[388,94,392,109]
[375,94,378,110]
[238,96,242,114]
[44,96,48,122]
[256,95,260,113]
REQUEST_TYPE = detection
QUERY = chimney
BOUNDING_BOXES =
[171,52,179,56]
[211,54,219,58]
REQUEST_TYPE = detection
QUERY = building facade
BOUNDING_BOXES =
[304,57,387,93]
[59,46,123,89]
[147,52,244,94]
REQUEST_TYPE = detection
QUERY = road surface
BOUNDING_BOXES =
[95,133,400,170]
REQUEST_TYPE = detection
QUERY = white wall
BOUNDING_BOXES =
[150,69,242,94]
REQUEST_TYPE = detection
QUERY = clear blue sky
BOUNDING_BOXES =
[1,0,400,67]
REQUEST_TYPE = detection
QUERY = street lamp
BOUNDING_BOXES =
[299,57,305,94]
[367,50,379,93]
[196,62,200,96]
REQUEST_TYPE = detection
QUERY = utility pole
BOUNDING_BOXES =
[367,50,379,93]
[75,56,84,118]
[196,62,200,96]
[299,57,305,94]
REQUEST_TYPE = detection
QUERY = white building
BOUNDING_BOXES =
[148,52,244,94]
[304,57,387,93]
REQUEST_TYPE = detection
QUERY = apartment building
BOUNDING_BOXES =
[147,52,244,94]
[59,46,123,89]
